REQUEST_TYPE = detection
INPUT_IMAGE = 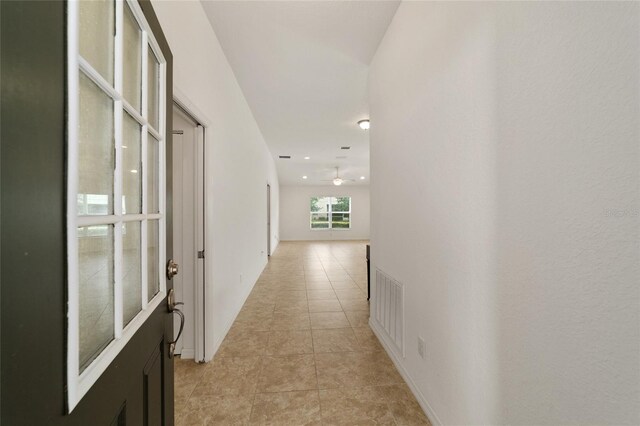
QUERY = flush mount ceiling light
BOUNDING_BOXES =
[302,176,308,179]
[357,119,370,130]
[304,156,310,160]
[360,176,365,180]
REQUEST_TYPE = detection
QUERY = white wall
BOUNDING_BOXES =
[369,2,639,425]
[152,0,279,360]
[280,185,370,241]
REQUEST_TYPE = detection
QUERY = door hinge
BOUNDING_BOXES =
[197,250,205,259]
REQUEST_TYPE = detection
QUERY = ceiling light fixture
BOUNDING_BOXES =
[360,176,365,180]
[302,176,308,179]
[323,167,353,186]
[130,169,138,173]
[304,156,310,160]
[357,119,370,130]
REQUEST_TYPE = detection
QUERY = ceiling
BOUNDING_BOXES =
[201,1,400,186]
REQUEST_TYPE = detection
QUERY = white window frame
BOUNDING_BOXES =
[310,196,352,230]
[66,0,167,411]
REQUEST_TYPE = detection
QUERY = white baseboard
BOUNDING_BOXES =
[177,348,195,359]
[369,318,443,426]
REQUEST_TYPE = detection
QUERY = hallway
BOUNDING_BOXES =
[174,241,429,425]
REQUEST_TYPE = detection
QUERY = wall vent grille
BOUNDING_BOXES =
[374,269,405,357]
[278,155,291,159]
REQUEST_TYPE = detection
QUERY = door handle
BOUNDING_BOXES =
[167,288,185,358]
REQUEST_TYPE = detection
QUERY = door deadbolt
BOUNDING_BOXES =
[166,259,179,279]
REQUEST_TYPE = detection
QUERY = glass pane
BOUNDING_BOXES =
[331,197,351,212]
[147,220,159,301]
[310,197,330,214]
[78,73,114,216]
[311,213,329,229]
[78,225,114,373]
[123,222,142,326]
[123,4,142,111]
[79,0,114,84]
[147,135,160,213]
[147,48,160,130]
[331,213,351,229]
[123,113,142,214]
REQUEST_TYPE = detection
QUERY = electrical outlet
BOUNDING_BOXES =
[418,337,426,359]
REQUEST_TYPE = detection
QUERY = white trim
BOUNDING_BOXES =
[177,348,196,360]
[114,0,123,95]
[141,30,148,122]
[195,124,205,362]
[76,213,160,227]
[66,0,80,408]
[369,318,442,426]
[172,90,212,362]
[173,86,212,127]
[147,125,163,145]
[79,58,120,101]
[66,0,167,411]
[123,100,145,127]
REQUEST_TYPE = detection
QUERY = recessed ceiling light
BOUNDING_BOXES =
[360,176,365,180]
[304,156,310,160]
[302,176,308,179]
[122,145,128,149]
[130,169,138,173]
[357,119,370,130]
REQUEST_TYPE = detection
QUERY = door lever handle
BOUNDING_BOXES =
[167,288,185,358]
[167,288,183,312]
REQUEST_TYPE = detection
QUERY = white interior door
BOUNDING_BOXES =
[172,105,204,359]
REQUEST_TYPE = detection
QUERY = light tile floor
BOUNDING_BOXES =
[174,241,430,425]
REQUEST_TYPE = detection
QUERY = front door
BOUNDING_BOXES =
[1,0,175,424]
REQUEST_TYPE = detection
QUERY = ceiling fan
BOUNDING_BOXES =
[322,167,355,186]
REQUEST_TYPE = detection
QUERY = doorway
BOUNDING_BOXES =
[172,103,205,361]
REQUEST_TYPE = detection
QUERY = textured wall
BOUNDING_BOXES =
[280,185,370,241]
[369,2,639,424]
[153,0,279,360]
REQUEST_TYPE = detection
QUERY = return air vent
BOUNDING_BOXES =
[374,269,404,357]
[278,155,291,159]
[341,146,351,150]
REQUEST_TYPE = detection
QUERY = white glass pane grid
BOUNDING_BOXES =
[67,0,166,411]
[310,196,352,230]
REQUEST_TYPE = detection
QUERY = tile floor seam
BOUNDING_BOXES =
[175,242,428,425]
[248,354,268,422]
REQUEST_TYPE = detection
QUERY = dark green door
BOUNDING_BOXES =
[1,1,175,424]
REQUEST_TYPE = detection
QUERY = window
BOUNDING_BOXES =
[310,197,351,229]
[67,0,166,411]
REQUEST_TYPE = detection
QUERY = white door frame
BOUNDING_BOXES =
[173,86,210,362]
